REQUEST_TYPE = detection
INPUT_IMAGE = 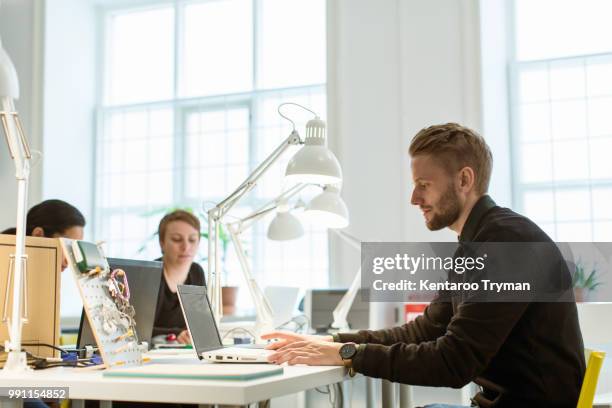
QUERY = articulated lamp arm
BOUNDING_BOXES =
[1,38,33,371]
[207,131,302,323]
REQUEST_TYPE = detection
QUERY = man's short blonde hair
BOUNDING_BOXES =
[409,123,493,194]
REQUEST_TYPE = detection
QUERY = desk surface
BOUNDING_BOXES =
[0,353,347,405]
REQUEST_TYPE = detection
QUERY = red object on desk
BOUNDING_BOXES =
[166,333,177,342]
[404,303,428,322]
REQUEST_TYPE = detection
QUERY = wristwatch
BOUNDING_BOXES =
[339,342,358,360]
[339,342,359,377]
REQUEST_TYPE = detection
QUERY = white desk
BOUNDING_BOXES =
[0,353,347,407]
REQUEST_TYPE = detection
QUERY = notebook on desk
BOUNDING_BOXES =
[104,363,283,380]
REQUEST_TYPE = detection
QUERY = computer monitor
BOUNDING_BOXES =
[0,234,62,359]
[77,258,162,350]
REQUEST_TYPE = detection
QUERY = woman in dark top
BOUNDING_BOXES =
[153,210,205,343]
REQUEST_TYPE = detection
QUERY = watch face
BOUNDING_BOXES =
[340,343,357,360]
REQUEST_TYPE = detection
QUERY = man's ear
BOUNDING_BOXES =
[31,227,45,237]
[458,167,476,191]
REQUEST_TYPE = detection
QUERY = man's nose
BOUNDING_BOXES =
[410,189,421,206]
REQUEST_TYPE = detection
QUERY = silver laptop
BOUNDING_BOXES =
[177,284,273,363]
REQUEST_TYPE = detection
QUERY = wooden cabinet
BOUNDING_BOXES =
[0,234,62,359]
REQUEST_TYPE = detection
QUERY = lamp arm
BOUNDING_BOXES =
[207,130,301,323]
[231,183,308,234]
[1,96,32,370]
[331,229,362,252]
[331,268,361,331]
[328,229,368,331]
[226,224,275,336]
[216,130,301,219]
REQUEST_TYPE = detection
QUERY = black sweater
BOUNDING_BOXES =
[152,261,206,337]
[338,195,585,407]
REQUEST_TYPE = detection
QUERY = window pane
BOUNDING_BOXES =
[588,98,612,137]
[556,222,592,242]
[594,222,612,241]
[147,171,173,205]
[522,190,554,222]
[554,189,591,222]
[515,0,612,61]
[549,60,585,100]
[180,0,253,97]
[586,56,612,97]
[550,100,587,140]
[518,65,549,103]
[592,188,612,220]
[519,103,550,142]
[589,137,612,180]
[520,142,553,183]
[258,0,326,89]
[107,7,174,104]
[552,140,589,180]
[184,107,250,199]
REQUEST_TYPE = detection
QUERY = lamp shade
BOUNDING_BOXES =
[285,118,342,185]
[0,38,19,98]
[267,210,304,241]
[304,185,349,229]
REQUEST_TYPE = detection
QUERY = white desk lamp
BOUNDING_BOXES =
[206,103,346,331]
[0,36,33,372]
[224,182,349,337]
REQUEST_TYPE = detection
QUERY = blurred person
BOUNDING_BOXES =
[153,210,205,344]
[2,199,85,270]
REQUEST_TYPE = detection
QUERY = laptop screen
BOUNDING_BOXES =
[177,284,223,356]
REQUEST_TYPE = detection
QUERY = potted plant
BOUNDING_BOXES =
[572,260,602,302]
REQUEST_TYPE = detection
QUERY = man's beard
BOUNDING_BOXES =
[426,185,461,231]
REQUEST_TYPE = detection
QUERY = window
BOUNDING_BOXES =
[95,0,329,309]
[510,0,612,241]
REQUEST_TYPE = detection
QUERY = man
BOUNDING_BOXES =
[262,123,585,407]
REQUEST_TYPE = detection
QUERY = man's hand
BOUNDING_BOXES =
[261,331,333,350]
[267,340,344,366]
[177,329,192,344]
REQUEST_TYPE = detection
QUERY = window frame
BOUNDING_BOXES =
[507,0,612,240]
[93,0,329,291]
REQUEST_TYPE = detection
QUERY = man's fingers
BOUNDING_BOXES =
[273,350,311,365]
[288,356,313,366]
[277,341,310,352]
[261,331,294,340]
[265,340,289,350]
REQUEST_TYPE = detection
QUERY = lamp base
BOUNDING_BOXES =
[329,321,350,333]
[1,351,30,372]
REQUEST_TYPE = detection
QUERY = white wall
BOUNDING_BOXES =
[1,0,96,320]
[0,0,44,231]
[328,0,486,292]
[43,0,96,319]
